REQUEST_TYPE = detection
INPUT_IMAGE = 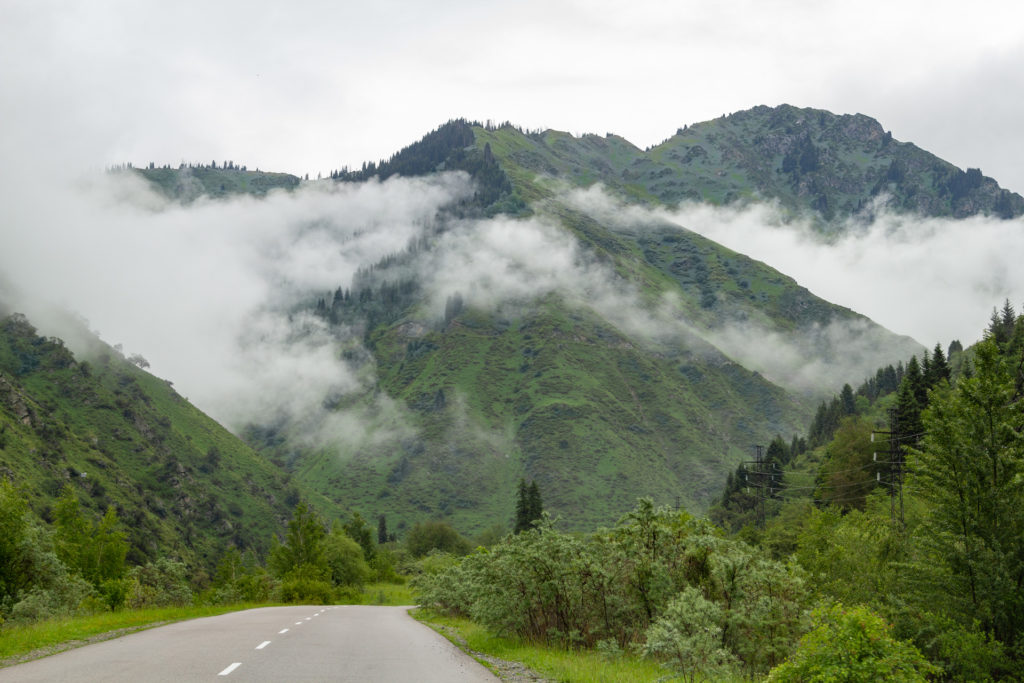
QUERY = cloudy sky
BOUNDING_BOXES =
[2,0,1024,428]
[3,0,1024,189]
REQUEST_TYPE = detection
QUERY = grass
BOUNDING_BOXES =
[343,581,415,606]
[412,610,677,683]
[0,604,259,665]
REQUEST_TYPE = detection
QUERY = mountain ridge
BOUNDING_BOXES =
[107,105,986,534]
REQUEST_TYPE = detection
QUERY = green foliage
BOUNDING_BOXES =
[341,511,376,562]
[767,604,937,682]
[793,501,905,607]
[269,502,328,580]
[323,525,371,587]
[134,165,300,202]
[405,520,472,558]
[415,610,671,683]
[513,478,544,533]
[813,417,883,510]
[53,486,128,588]
[415,500,807,677]
[277,564,334,605]
[0,311,294,573]
[643,587,737,682]
[8,572,94,624]
[0,479,30,610]
[125,559,193,608]
[912,337,1024,649]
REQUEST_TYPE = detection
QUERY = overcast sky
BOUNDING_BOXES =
[2,0,1024,413]
[2,0,1024,190]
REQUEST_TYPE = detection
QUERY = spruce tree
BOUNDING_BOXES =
[894,376,923,452]
[514,478,544,533]
[927,343,950,387]
[903,356,926,407]
[514,478,530,533]
[526,480,543,523]
[840,384,856,415]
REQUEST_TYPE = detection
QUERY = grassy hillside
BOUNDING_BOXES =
[112,109,949,537]
[268,114,928,536]
[286,295,804,536]
[472,105,1024,221]
[131,165,300,202]
[0,311,296,569]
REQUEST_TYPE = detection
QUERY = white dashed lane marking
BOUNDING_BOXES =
[218,662,241,676]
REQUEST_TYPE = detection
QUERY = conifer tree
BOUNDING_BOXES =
[927,343,950,387]
[915,338,1024,649]
[895,375,924,452]
[526,480,543,523]
[839,384,856,416]
[514,478,544,533]
[514,478,529,533]
[902,356,926,407]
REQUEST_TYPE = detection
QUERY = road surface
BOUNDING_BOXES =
[0,605,499,682]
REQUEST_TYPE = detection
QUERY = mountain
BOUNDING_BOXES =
[5,103,997,559]
[473,104,1024,221]
[0,307,296,569]
[230,106,944,535]
[93,104,1005,537]
[132,164,300,202]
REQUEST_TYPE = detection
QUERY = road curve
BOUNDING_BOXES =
[0,605,499,682]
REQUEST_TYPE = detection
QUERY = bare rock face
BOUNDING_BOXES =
[0,373,35,426]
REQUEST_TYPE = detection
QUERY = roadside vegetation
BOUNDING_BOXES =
[411,306,1024,681]
[414,611,672,683]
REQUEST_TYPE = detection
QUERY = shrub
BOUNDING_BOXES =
[404,520,471,558]
[125,559,193,608]
[767,604,938,682]
[644,587,738,683]
[278,565,334,604]
[323,530,370,588]
[8,573,94,624]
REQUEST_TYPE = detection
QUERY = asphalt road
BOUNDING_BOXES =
[0,605,499,682]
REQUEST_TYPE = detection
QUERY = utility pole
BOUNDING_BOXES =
[744,444,766,528]
[871,408,903,524]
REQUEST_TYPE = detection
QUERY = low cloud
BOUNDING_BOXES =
[702,317,921,395]
[0,170,472,444]
[665,199,1024,348]
[6,165,1015,444]
[423,213,713,354]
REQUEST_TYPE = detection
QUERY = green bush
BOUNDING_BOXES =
[8,573,94,624]
[644,587,737,682]
[767,604,938,682]
[278,565,335,604]
[368,549,402,584]
[414,500,808,675]
[126,559,193,608]
[323,529,370,588]
[405,520,471,558]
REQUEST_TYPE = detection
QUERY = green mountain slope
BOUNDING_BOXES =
[0,310,296,569]
[114,106,973,537]
[474,104,1023,221]
[131,164,300,202]
[247,112,929,536]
